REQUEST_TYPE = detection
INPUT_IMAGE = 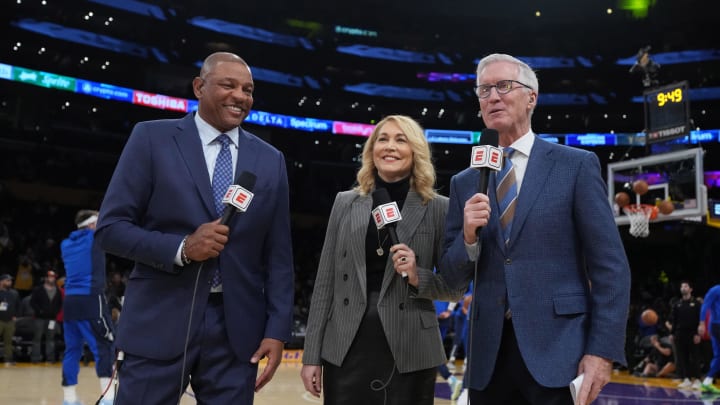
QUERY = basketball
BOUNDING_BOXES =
[614,191,631,207]
[658,199,674,215]
[633,179,649,195]
[641,309,658,326]
[649,205,659,220]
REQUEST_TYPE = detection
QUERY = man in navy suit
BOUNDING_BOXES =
[440,53,630,405]
[96,52,294,404]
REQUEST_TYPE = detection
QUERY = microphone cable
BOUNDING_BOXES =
[461,258,481,405]
[173,171,256,404]
[96,258,204,405]
[368,269,410,405]
[369,364,397,405]
[93,294,120,405]
[177,260,205,405]
[94,350,121,405]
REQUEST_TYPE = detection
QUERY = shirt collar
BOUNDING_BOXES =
[506,130,535,157]
[194,113,239,148]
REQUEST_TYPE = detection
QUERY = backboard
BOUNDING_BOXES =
[608,147,706,226]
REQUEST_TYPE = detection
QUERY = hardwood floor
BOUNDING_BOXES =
[0,361,451,404]
[2,358,720,404]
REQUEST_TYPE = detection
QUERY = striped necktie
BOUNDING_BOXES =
[496,147,517,245]
[211,134,233,288]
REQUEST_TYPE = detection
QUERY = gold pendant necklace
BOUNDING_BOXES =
[376,229,389,256]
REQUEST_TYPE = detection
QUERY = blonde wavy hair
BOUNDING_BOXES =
[354,115,437,204]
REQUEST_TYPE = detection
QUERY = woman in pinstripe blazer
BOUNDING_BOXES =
[301,115,464,405]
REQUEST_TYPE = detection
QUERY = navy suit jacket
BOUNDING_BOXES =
[440,137,630,389]
[96,113,294,361]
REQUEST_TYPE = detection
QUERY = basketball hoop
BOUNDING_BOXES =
[623,204,655,237]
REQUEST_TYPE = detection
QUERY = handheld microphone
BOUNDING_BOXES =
[219,171,257,226]
[371,188,406,278]
[177,172,257,405]
[470,128,502,238]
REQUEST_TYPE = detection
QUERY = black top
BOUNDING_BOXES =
[670,296,702,333]
[0,288,20,322]
[364,174,411,293]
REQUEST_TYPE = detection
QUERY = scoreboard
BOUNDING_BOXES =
[644,81,690,144]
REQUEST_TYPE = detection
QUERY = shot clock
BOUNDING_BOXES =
[643,81,690,144]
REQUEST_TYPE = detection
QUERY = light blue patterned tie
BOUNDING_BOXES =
[496,148,517,245]
[211,134,232,287]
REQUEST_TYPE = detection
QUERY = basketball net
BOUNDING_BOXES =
[623,204,653,238]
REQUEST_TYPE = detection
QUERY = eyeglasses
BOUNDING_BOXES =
[474,80,533,99]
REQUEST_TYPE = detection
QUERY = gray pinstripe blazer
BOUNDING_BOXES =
[303,189,463,373]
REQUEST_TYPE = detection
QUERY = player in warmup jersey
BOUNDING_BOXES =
[699,284,720,393]
[60,210,115,405]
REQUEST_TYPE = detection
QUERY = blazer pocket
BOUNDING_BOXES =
[128,265,169,280]
[553,294,589,316]
[419,310,439,329]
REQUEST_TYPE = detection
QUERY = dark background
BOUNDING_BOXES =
[1,0,719,337]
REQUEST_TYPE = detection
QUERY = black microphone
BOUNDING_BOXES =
[470,128,501,238]
[371,188,401,245]
[371,188,405,278]
[219,171,257,225]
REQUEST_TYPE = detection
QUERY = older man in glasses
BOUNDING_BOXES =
[440,53,630,405]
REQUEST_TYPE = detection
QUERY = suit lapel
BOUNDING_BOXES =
[395,191,425,244]
[234,128,261,185]
[379,191,426,299]
[174,117,262,222]
[350,194,372,300]
[174,114,216,218]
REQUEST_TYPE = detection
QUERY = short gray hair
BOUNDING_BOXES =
[476,53,539,93]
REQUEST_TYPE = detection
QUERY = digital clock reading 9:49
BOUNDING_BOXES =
[643,81,690,144]
[656,87,683,107]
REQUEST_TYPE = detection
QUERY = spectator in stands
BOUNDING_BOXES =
[105,271,125,324]
[667,281,702,389]
[60,209,115,405]
[0,273,20,365]
[14,255,34,298]
[0,222,13,275]
[30,270,62,363]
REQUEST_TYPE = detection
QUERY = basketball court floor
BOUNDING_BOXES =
[2,358,720,404]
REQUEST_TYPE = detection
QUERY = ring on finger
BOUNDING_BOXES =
[400,256,407,263]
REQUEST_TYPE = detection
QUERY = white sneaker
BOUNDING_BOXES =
[448,376,463,401]
[679,378,692,388]
[456,388,469,404]
[692,380,703,390]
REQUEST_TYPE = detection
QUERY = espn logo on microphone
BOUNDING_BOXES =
[372,202,402,229]
[470,145,502,170]
[221,185,254,212]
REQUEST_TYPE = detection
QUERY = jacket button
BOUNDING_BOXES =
[343,298,349,305]
[343,274,348,281]
[399,303,405,310]
[505,258,512,265]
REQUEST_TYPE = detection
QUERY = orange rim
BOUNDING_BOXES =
[623,204,659,220]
